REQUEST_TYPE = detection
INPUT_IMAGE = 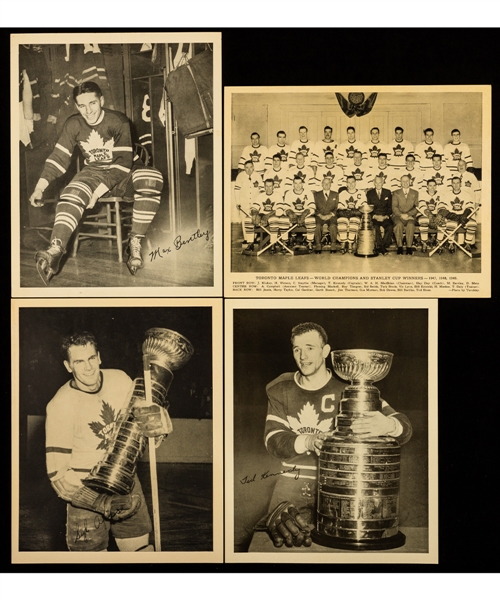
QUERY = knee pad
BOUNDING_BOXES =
[132,168,164,194]
[115,533,151,552]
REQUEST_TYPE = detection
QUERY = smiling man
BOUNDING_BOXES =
[45,331,169,552]
[29,81,164,283]
[262,322,412,547]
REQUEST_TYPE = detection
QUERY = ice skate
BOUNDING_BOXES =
[126,234,144,276]
[35,238,65,285]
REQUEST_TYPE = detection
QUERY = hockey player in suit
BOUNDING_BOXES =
[366,175,393,255]
[392,174,419,255]
[29,82,164,284]
[313,176,339,254]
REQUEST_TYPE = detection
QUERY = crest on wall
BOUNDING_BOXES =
[336,92,378,117]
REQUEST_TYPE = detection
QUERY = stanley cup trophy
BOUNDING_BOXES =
[84,328,194,496]
[354,204,377,257]
[311,349,406,550]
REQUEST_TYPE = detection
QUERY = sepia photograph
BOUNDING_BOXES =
[225,86,490,298]
[12,298,223,563]
[12,32,222,296]
[225,299,437,563]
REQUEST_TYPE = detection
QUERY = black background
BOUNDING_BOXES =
[6,27,499,574]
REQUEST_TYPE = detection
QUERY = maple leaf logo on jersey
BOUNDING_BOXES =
[80,129,114,163]
[427,200,436,212]
[279,150,288,162]
[393,143,405,157]
[368,145,380,158]
[262,199,275,212]
[250,150,261,163]
[451,148,462,161]
[424,146,436,159]
[252,180,260,187]
[323,146,335,157]
[293,198,305,212]
[88,401,119,451]
[374,171,388,184]
[272,175,282,189]
[464,180,472,187]
[352,168,364,181]
[432,170,444,186]
[297,144,310,157]
[295,170,307,183]
[346,145,356,158]
[346,195,357,209]
[325,171,337,181]
[452,197,464,211]
[287,402,333,435]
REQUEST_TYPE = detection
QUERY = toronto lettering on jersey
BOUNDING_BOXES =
[149,229,211,262]
[239,464,300,484]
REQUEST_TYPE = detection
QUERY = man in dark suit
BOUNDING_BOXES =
[392,174,419,255]
[366,175,393,255]
[313,176,339,253]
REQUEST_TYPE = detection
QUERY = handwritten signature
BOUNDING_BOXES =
[149,229,210,262]
[240,465,300,484]
[74,514,106,543]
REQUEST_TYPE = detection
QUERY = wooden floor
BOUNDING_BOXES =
[18,462,213,552]
[231,224,482,275]
[19,234,214,289]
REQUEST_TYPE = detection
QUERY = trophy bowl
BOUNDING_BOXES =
[359,203,374,214]
[142,327,194,371]
[331,349,393,384]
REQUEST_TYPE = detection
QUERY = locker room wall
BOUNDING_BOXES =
[231,91,483,170]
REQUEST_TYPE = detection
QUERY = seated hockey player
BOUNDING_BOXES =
[366,175,393,255]
[282,176,316,251]
[29,82,164,284]
[417,178,447,252]
[285,151,316,190]
[243,179,281,252]
[437,176,477,253]
[313,176,339,254]
[337,175,366,254]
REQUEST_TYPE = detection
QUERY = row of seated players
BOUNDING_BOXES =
[238,126,475,173]
[240,173,477,256]
[235,152,481,205]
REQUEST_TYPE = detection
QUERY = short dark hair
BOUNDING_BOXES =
[264,178,274,184]
[61,332,98,361]
[433,154,442,160]
[272,153,282,160]
[277,130,286,136]
[395,126,404,133]
[324,151,334,158]
[244,160,253,166]
[452,176,461,183]
[451,128,461,135]
[378,152,388,159]
[427,178,437,186]
[406,153,416,161]
[299,125,308,132]
[324,126,332,132]
[347,126,355,133]
[291,323,328,346]
[250,132,260,138]
[73,81,102,102]
[424,128,434,135]
[371,127,380,134]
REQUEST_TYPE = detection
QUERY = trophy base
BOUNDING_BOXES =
[311,529,406,551]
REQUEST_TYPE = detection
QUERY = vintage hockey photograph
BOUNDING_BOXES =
[12,32,221,296]
[225,85,490,298]
[12,299,223,563]
[225,299,437,564]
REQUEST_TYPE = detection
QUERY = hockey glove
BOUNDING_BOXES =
[71,485,141,521]
[133,404,173,437]
[265,501,314,548]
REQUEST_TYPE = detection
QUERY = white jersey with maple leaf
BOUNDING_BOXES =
[443,142,473,171]
[238,144,268,173]
[285,165,316,190]
[265,144,291,168]
[336,140,367,168]
[282,186,315,215]
[342,165,374,192]
[389,166,424,192]
[439,189,475,216]
[418,190,442,215]
[414,141,445,169]
[263,168,286,196]
[338,189,367,211]
[40,109,134,191]
[312,140,339,168]
[420,166,452,191]
[455,170,481,202]
[365,141,391,167]
[46,369,133,489]
[387,139,415,168]
[289,139,315,167]
[315,165,345,192]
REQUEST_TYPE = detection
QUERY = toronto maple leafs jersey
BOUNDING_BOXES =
[338,188,367,212]
[420,167,452,191]
[264,372,411,480]
[439,189,475,216]
[282,186,315,215]
[365,142,391,167]
[238,144,268,174]
[285,165,316,190]
[234,170,263,208]
[314,165,344,193]
[414,141,445,169]
[312,140,339,168]
[265,144,291,168]
[40,109,134,192]
[263,168,286,196]
[336,140,367,168]
[388,139,415,169]
[418,191,442,215]
[46,369,134,489]
[255,190,282,215]
[342,165,374,192]
[389,167,424,192]
[443,142,473,171]
[455,170,481,202]
[289,139,315,167]
[369,167,394,191]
